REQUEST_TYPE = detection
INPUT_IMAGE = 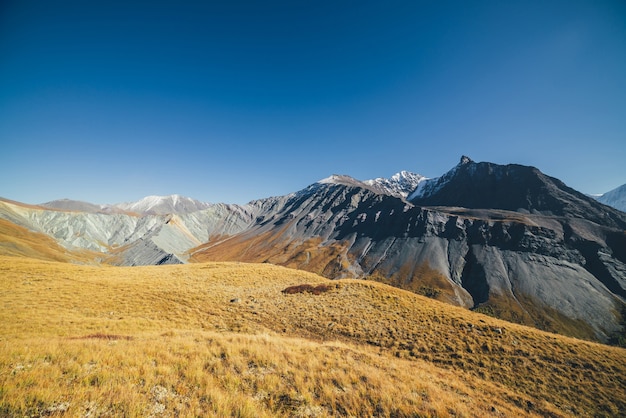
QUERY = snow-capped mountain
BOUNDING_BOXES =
[596,183,626,212]
[364,170,428,199]
[113,194,212,215]
[318,171,427,200]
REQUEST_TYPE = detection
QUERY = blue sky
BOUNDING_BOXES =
[1,0,625,205]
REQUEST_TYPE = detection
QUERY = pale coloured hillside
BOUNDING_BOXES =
[0,219,100,264]
[1,256,625,417]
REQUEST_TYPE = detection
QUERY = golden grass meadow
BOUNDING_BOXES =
[1,256,625,417]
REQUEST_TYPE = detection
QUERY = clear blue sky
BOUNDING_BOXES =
[1,0,625,204]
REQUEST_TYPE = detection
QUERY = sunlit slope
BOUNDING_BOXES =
[1,256,625,417]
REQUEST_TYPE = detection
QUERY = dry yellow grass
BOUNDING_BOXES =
[1,256,625,417]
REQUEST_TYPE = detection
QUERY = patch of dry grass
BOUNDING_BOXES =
[1,256,625,417]
[282,283,336,295]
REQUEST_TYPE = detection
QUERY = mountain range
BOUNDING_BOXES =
[1,156,625,344]
[40,194,213,215]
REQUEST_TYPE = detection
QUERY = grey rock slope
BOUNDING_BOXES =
[597,183,626,212]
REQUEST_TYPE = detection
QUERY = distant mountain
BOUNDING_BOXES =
[364,170,427,199]
[2,157,626,344]
[113,194,212,215]
[41,195,213,216]
[596,183,626,212]
[316,174,366,188]
[41,198,110,213]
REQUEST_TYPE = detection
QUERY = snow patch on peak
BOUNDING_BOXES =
[364,171,428,199]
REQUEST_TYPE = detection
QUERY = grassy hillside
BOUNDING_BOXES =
[1,256,625,417]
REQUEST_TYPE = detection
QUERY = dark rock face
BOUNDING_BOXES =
[410,157,626,229]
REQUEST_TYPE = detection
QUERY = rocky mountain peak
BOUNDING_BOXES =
[408,159,626,228]
[459,155,474,165]
[364,171,427,199]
